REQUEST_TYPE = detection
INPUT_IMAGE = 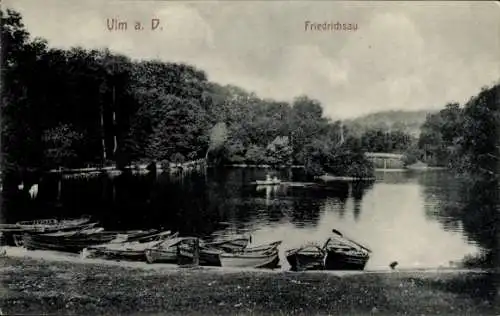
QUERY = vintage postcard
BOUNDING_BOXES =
[0,0,498,315]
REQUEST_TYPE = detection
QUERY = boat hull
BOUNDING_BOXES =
[145,248,178,264]
[2,218,95,246]
[85,231,175,261]
[324,251,369,270]
[286,251,324,271]
[220,250,280,269]
[86,248,148,261]
[178,246,222,266]
[23,232,119,253]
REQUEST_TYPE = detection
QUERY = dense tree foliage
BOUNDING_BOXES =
[417,85,499,179]
[11,9,493,181]
[1,9,372,179]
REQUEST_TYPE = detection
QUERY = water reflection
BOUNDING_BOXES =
[421,172,499,268]
[352,181,374,221]
[1,168,495,270]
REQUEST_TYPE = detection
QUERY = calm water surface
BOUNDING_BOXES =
[1,168,497,270]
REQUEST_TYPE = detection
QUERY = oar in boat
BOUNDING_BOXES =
[331,229,372,253]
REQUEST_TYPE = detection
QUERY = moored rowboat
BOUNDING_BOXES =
[83,231,177,261]
[178,242,223,266]
[219,249,280,269]
[23,228,123,253]
[323,231,370,270]
[2,216,95,246]
[286,244,325,271]
[255,179,281,186]
[0,216,92,233]
[144,237,193,264]
[285,229,371,271]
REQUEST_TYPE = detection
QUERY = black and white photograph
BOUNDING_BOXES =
[0,0,499,315]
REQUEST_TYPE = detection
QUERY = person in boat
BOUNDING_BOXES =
[266,174,271,181]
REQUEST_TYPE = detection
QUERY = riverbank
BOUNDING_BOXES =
[0,250,497,315]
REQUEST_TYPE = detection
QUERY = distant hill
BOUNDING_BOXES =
[344,109,437,137]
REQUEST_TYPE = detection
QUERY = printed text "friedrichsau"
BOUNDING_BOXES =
[304,21,358,32]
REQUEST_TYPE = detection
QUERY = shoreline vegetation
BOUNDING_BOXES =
[0,253,497,315]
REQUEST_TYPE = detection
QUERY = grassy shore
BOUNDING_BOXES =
[0,256,498,315]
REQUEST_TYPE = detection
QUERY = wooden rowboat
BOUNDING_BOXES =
[285,229,371,271]
[286,244,325,271]
[323,230,370,270]
[145,237,226,266]
[83,231,177,261]
[219,248,280,269]
[255,179,281,186]
[144,237,193,264]
[178,242,223,266]
[38,225,103,237]
[11,222,100,244]
[23,228,123,253]
[0,216,92,233]
[6,217,96,246]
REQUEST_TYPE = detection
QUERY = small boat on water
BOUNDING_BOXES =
[255,179,281,186]
[286,229,371,271]
[255,174,281,186]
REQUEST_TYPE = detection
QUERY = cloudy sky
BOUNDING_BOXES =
[5,0,500,119]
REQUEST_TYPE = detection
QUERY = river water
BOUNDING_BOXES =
[1,168,497,270]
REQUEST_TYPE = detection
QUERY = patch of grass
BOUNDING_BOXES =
[0,257,498,315]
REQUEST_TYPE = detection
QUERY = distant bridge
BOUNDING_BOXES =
[364,152,405,169]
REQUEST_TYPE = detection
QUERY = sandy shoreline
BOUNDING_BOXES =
[0,247,498,315]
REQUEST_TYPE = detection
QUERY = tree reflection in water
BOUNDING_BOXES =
[1,169,376,234]
[352,181,374,221]
[422,173,498,268]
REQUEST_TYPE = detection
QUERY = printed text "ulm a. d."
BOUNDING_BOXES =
[107,18,162,31]
[304,21,358,32]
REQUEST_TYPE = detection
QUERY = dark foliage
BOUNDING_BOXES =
[418,85,499,178]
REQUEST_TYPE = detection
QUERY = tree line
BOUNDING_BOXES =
[3,8,496,182]
[412,84,499,178]
[1,9,425,181]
